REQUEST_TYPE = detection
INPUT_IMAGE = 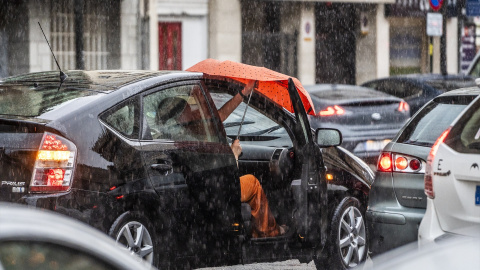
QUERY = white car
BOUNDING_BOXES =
[418,94,480,245]
[0,203,155,270]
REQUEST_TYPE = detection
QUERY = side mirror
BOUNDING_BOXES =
[315,128,342,147]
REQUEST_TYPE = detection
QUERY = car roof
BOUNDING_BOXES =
[436,86,480,97]
[0,203,154,270]
[362,74,476,91]
[0,70,199,93]
[304,84,399,102]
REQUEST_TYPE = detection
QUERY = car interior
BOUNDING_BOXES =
[207,80,300,240]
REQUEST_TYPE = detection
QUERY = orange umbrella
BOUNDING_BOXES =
[187,59,316,115]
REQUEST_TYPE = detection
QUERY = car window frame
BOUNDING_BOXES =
[139,80,223,143]
[99,95,141,140]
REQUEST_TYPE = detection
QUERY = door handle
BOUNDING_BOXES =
[151,163,173,172]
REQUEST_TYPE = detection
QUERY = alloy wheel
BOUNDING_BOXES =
[337,206,366,268]
[116,221,154,264]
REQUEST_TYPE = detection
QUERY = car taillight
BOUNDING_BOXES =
[392,153,424,173]
[398,101,410,113]
[425,128,450,199]
[378,152,392,172]
[30,132,76,193]
[378,152,425,173]
[319,105,345,116]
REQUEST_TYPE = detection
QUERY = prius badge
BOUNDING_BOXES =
[371,113,382,121]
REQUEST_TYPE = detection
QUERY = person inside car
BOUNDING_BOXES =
[218,81,288,238]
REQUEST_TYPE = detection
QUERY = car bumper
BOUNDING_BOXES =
[367,171,426,255]
[418,198,445,247]
[367,207,425,255]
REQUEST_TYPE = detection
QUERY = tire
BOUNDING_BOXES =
[109,212,160,267]
[317,197,367,270]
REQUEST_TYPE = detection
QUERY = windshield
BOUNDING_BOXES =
[210,92,286,137]
[398,96,475,146]
[210,92,293,147]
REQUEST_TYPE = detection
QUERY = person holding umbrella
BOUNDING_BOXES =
[218,80,288,238]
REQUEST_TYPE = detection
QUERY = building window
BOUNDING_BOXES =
[390,23,425,75]
[51,0,110,70]
[51,1,75,69]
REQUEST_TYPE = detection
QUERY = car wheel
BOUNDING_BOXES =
[109,212,159,266]
[319,197,367,270]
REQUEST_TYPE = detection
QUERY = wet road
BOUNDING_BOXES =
[197,259,317,270]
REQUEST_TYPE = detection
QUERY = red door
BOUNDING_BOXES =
[158,22,182,70]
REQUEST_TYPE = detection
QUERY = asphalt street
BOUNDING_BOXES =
[197,260,316,270]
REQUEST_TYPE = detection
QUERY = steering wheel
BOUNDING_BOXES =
[269,147,294,186]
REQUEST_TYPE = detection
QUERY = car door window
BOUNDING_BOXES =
[101,97,139,139]
[0,241,115,270]
[143,84,218,142]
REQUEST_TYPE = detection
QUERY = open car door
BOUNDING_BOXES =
[287,78,328,246]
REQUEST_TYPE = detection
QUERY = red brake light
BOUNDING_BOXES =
[378,152,392,172]
[395,156,408,170]
[425,128,451,199]
[30,132,76,193]
[409,159,421,171]
[319,105,345,116]
[398,101,410,112]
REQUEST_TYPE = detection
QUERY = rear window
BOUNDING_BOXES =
[0,84,101,117]
[397,95,476,147]
[309,88,387,101]
[446,97,480,154]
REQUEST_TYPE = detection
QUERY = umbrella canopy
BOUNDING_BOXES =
[187,59,316,115]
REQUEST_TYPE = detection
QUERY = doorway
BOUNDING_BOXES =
[158,22,182,70]
[315,3,357,84]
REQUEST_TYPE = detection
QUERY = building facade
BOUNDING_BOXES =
[0,0,156,78]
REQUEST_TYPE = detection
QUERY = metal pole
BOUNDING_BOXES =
[74,0,85,70]
[440,0,447,75]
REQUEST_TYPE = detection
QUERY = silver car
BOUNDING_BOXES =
[367,87,480,255]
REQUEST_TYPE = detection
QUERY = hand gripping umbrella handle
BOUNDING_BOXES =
[237,90,253,140]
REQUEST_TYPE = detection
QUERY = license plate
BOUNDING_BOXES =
[364,139,391,152]
[476,186,480,206]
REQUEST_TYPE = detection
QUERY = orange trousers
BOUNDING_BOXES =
[240,174,280,238]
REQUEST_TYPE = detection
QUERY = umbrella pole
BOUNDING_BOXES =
[236,91,253,140]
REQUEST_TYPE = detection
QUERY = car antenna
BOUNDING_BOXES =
[38,22,68,85]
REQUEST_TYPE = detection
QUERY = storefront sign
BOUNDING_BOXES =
[467,0,480,16]
[386,0,458,17]
[426,12,443,36]
[461,24,477,72]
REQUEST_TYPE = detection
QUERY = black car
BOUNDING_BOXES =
[361,74,475,114]
[367,87,480,255]
[305,84,410,166]
[0,70,372,269]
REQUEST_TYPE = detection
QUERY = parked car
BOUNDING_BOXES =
[366,87,480,255]
[305,84,410,166]
[362,74,475,114]
[0,70,373,269]
[0,203,154,270]
[418,93,480,244]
